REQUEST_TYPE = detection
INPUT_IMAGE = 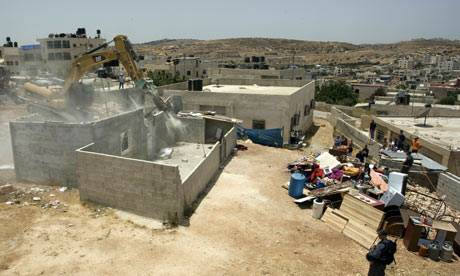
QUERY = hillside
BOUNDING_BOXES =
[135,38,460,66]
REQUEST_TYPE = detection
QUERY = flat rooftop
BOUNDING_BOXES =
[378,117,460,149]
[202,84,299,95]
[153,142,215,181]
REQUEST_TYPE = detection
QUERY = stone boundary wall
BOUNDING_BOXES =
[437,172,460,211]
[334,118,380,159]
[181,143,220,210]
[224,127,237,158]
[77,143,184,223]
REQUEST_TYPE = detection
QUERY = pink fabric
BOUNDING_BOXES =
[370,169,388,192]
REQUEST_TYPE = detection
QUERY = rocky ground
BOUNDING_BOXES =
[0,118,459,275]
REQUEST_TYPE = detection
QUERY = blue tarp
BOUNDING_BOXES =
[237,126,283,147]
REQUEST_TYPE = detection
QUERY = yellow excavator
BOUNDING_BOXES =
[63,34,144,93]
[25,35,168,112]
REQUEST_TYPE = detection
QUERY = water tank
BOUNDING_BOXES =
[288,172,305,198]
[188,79,203,92]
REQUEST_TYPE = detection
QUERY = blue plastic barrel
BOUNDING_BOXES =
[289,173,306,198]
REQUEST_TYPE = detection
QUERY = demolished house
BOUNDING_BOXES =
[10,88,237,224]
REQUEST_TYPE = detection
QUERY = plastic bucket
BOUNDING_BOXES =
[312,199,325,219]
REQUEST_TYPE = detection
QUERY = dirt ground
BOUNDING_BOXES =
[0,119,459,276]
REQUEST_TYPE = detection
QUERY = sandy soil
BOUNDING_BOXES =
[0,119,459,276]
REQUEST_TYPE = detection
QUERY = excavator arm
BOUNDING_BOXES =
[62,35,143,93]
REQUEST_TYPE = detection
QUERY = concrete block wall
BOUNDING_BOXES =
[437,172,460,210]
[147,113,206,159]
[77,144,184,223]
[177,117,205,144]
[10,109,147,186]
[182,143,220,210]
[91,109,147,159]
[10,121,93,186]
[224,127,237,158]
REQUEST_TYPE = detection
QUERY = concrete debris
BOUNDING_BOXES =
[0,184,15,195]
[32,196,41,201]
[5,201,14,205]
[59,187,68,192]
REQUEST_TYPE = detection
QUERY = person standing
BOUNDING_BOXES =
[369,120,377,140]
[366,230,397,276]
[397,130,406,150]
[118,70,125,90]
[401,150,414,174]
[347,140,354,156]
[411,137,422,153]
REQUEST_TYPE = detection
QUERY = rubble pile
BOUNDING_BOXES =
[1,184,69,211]
[405,183,460,221]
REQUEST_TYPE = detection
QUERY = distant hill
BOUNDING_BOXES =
[135,38,460,66]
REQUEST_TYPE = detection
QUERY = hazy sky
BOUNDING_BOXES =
[1,0,459,45]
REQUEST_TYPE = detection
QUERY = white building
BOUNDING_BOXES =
[164,80,315,144]
[37,28,105,76]
[0,46,21,75]
[398,58,414,69]
[167,56,208,79]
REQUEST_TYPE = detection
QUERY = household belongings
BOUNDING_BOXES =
[321,193,384,249]
[404,216,457,256]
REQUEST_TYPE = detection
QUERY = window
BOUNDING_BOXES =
[202,69,207,75]
[63,52,71,60]
[53,40,62,48]
[186,70,191,76]
[62,40,70,48]
[252,120,266,130]
[89,44,93,48]
[73,43,77,48]
[15,61,18,66]
[304,104,310,116]
[120,129,132,156]
[310,99,316,109]
[47,41,54,49]
[54,52,63,60]
[48,53,55,60]
[195,71,198,77]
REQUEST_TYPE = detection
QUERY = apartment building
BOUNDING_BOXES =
[37,28,105,76]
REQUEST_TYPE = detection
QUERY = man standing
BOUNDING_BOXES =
[118,70,125,90]
[366,230,397,276]
[401,150,413,174]
[411,137,422,153]
[397,130,406,150]
[369,120,377,140]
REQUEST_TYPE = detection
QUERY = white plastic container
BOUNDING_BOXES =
[312,199,325,219]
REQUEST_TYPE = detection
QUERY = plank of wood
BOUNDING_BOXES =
[322,208,348,232]
[293,196,316,203]
[343,220,378,249]
[339,194,383,230]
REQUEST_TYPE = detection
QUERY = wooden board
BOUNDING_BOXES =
[334,194,384,249]
[322,208,348,232]
[340,194,383,231]
[343,220,379,249]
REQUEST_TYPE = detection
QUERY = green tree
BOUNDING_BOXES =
[438,95,457,105]
[146,70,183,86]
[315,81,358,106]
[374,87,386,96]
